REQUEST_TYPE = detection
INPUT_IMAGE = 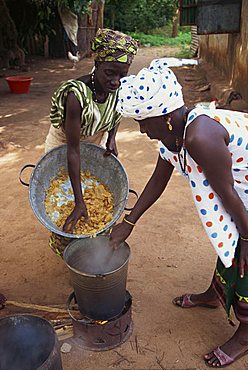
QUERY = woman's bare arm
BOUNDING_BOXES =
[63,92,88,232]
[110,155,174,248]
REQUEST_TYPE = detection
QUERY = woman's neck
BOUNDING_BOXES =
[162,106,189,152]
[172,106,189,138]
[91,72,109,103]
[78,74,109,103]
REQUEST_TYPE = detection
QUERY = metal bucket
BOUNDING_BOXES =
[0,315,63,370]
[64,235,131,320]
[19,142,135,239]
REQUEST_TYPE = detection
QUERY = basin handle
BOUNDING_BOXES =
[124,188,139,211]
[19,164,35,187]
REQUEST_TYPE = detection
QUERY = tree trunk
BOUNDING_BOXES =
[0,0,17,49]
[171,8,179,38]
[77,0,105,58]
[110,8,115,29]
[96,0,104,29]
[48,7,66,58]
[0,0,25,67]
[77,13,88,57]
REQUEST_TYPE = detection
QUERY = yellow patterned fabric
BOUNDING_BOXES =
[49,232,73,258]
[215,269,227,285]
[49,227,113,258]
[91,28,138,64]
[235,292,248,303]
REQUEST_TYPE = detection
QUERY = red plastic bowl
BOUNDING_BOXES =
[5,76,33,94]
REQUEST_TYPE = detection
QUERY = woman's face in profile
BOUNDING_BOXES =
[137,115,178,151]
[137,115,169,140]
[96,61,130,93]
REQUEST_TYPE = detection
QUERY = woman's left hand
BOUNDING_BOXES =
[239,240,248,278]
[104,136,118,157]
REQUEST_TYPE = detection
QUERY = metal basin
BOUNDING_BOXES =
[21,143,129,238]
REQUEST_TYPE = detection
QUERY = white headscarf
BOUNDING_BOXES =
[117,59,184,120]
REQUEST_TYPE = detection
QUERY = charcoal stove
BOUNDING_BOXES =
[67,291,133,351]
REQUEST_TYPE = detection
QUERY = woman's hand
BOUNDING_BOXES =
[239,240,248,278]
[104,136,118,157]
[109,221,134,249]
[63,202,89,233]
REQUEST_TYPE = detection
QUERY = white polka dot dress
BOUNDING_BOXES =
[159,108,248,268]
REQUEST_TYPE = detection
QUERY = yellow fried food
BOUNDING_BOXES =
[45,170,113,235]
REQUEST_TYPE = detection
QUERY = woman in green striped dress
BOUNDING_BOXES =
[44,29,138,255]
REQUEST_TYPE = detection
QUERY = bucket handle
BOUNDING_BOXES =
[66,292,93,324]
[19,164,35,186]
[124,188,139,211]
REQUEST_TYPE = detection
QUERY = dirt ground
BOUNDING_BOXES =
[0,45,247,370]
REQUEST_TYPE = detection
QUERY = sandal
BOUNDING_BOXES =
[172,293,219,309]
[205,346,248,368]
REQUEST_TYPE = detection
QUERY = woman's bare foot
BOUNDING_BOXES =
[204,323,248,367]
[173,285,220,308]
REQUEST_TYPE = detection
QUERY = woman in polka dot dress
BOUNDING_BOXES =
[110,60,248,367]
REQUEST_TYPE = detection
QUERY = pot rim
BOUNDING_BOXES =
[5,76,33,81]
[63,236,131,277]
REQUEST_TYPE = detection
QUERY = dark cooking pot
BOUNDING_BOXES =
[0,315,63,370]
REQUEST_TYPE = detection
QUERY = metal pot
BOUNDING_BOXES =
[0,315,63,370]
[63,235,131,320]
[19,143,137,239]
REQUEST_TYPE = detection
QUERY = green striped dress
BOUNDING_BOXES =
[50,79,122,136]
[46,79,122,256]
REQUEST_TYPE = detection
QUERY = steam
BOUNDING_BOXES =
[0,316,61,370]
[67,237,130,275]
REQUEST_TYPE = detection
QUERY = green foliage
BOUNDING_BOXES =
[174,46,192,59]
[5,0,94,54]
[128,31,191,47]
[104,0,177,33]
[18,0,93,45]
[31,0,92,15]
[147,24,191,38]
[28,0,93,38]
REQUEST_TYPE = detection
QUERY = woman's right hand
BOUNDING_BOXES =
[63,202,89,233]
[109,221,134,249]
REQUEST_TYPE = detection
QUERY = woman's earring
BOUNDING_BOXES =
[166,117,173,131]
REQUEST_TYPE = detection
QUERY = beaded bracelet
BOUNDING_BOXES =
[240,235,248,242]
[123,217,136,227]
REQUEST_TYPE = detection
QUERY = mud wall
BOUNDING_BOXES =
[199,0,248,101]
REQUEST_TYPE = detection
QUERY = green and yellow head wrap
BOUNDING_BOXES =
[91,28,138,64]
